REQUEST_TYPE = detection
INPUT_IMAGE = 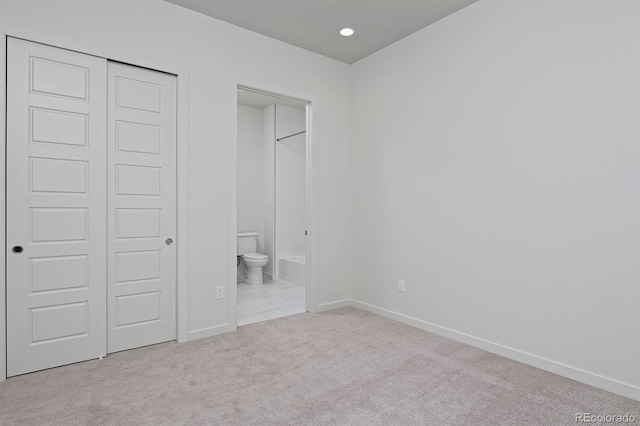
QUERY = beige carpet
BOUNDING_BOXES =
[0,307,638,425]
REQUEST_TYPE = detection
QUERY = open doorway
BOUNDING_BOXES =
[235,86,310,326]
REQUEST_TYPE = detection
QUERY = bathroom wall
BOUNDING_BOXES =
[351,0,640,399]
[237,104,268,280]
[237,104,265,248]
[275,105,307,261]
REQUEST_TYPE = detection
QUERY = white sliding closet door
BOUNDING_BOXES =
[107,62,177,353]
[6,38,107,376]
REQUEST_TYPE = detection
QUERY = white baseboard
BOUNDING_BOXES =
[350,299,640,402]
[314,299,351,313]
[188,323,234,341]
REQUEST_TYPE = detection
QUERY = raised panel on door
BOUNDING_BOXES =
[6,38,107,376]
[107,62,177,353]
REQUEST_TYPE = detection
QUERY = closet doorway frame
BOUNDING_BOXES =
[0,25,191,382]
[229,78,320,327]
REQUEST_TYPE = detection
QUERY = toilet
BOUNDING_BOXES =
[237,232,268,285]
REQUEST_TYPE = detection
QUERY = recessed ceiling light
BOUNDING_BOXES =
[339,27,355,37]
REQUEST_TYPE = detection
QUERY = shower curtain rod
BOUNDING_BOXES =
[276,130,306,142]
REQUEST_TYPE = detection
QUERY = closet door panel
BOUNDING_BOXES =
[107,62,177,353]
[6,38,107,376]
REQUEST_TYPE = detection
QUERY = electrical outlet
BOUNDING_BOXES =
[216,286,224,300]
[398,279,405,292]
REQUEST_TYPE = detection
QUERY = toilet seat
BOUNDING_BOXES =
[243,253,267,260]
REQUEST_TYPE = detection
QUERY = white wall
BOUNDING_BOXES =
[0,0,351,339]
[237,104,265,242]
[275,105,307,260]
[351,0,640,399]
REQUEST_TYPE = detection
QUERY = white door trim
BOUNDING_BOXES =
[0,24,191,382]
[228,76,320,329]
[0,29,7,384]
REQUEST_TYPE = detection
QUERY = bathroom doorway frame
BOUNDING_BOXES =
[229,77,319,328]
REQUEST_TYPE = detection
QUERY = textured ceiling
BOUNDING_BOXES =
[164,0,478,64]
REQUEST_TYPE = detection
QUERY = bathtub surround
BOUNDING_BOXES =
[279,255,307,285]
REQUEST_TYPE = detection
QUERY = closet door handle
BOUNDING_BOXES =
[12,246,23,254]
[165,238,173,246]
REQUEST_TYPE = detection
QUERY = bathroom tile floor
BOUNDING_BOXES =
[237,278,306,326]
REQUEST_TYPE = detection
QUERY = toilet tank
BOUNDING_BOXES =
[237,232,258,255]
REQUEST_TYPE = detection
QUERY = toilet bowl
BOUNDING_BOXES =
[237,232,269,285]
[243,253,268,285]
